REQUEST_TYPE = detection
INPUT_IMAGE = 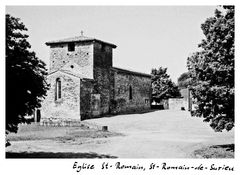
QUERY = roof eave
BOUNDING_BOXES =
[111,67,151,78]
[45,39,94,46]
[45,39,117,48]
[93,39,117,48]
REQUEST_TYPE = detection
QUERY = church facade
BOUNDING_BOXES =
[40,35,151,123]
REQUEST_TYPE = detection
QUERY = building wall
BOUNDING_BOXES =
[49,42,94,79]
[168,98,188,110]
[92,42,113,115]
[111,70,151,113]
[41,72,81,121]
[42,40,152,122]
[80,79,94,120]
[168,88,192,111]
[94,42,113,68]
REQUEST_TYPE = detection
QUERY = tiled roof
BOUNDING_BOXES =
[111,67,151,78]
[46,35,117,48]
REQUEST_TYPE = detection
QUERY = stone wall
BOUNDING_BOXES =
[80,79,94,120]
[49,42,93,79]
[180,88,192,111]
[92,42,113,115]
[94,42,113,68]
[168,98,188,110]
[41,72,81,121]
[167,88,192,111]
[110,69,151,113]
[42,39,153,122]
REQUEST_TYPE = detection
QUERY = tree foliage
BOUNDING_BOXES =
[6,14,49,135]
[151,67,180,103]
[187,6,234,132]
[177,72,192,89]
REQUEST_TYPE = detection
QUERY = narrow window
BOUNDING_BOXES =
[55,78,61,100]
[68,43,75,52]
[145,99,149,104]
[101,44,106,52]
[129,85,133,100]
[36,109,41,122]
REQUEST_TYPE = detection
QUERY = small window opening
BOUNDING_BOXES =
[55,78,62,100]
[145,99,149,104]
[101,44,105,52]
[68,43,75,52]
[129,85,133,100]
[70,65,74,69]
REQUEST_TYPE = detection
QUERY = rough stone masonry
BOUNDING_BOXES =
[40,34,152,123]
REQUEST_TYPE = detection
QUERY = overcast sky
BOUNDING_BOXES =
[6,6,217,82]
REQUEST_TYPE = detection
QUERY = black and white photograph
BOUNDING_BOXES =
[2,1,238,175]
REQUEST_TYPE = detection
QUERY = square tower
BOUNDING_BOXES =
[41,35,117,122]
[45,35,117,79]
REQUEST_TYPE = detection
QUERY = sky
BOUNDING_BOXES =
[6,6,217,82]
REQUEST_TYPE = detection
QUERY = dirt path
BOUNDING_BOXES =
[83,110,234,158]
[6,110,234,158]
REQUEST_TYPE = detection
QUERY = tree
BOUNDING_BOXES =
[187,6,234,132]
[151,67,180,103]
[6,14,49,138]
[177,72,192,89]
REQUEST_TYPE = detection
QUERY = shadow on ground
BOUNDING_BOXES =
[6,152,118,158]
[210,144,234,152]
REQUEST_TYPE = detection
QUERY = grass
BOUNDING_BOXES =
[7,123,123,142]
[6,123,122,158]
[193,144,234,158]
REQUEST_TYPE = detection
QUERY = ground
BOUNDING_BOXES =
[6,110,234,158]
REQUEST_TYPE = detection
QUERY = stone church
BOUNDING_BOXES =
[40,34,151,123]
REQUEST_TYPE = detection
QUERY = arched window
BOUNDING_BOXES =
[55,78,61,100]
[129,85,133,100]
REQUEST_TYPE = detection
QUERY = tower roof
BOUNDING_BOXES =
[45,35,117,48]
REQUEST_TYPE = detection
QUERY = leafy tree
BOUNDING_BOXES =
[187,6,234,132]
[177,72,192,89]
[151,67,180,103]
[6,14,49,138]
